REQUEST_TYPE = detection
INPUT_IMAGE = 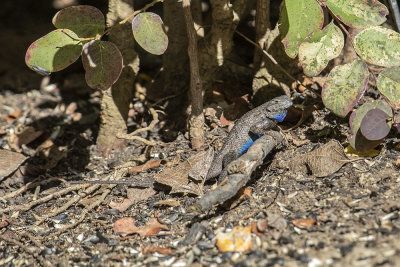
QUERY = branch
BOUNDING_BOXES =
[194,131,284,212]
[182,0,205,149]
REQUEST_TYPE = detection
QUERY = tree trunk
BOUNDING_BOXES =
[96,0,139,157]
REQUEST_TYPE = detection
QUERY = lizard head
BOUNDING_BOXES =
[265,95,293,122]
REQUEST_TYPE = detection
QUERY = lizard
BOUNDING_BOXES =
[206,95,292,182]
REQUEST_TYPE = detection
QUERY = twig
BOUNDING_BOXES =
[2,176,66,200]
[235,30,302,87]
[47,184,114,238]
[194,131,284,212]
[117,107,160,146]
[0,234,49,267]
[0,184,89,214]
[119,0,164,25]
[33,195,81,226]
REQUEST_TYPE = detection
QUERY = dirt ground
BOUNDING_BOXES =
[1,1,400,267]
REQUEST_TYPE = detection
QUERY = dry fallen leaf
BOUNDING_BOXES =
[225,187,253,210]
[141,246,173,255]
[113,217,169,238]
[110,187,156,212]
[0,149,28,181]
[189,149,214,182]
[251,219,268,236]
[156,153,204,195]
[292,219,318,229]
[10,125,43,147]
[154,199,181,207]
[128,159,163,174]
[109,199,135,213]
[6,109,21,122]
[288,140,348,177]
[216,225,252,252]
[127,187,156,203]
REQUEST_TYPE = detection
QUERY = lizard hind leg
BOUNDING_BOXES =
[217,151,237,184]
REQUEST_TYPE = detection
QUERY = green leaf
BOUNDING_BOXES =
[322,60,369,117]
[299,22,344,76]
[132,12,168,55]
[377,67,400,108]
[280,0,324,58]
[349,100,392,152]
[25,29,82,73]
[326,0,388,28]
[81,40,123,90]
[52,5,105,38]
[354,26,400,67]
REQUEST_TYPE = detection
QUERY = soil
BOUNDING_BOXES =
[1,1,400,267]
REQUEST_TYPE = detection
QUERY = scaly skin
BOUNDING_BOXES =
[206,95,292,181]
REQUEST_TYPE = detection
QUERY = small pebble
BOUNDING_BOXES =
[108,239,118,246]
[76,233,85,242]
[171,260,186,267]
[192,246,201,256]
[161,256,176,266]
[40,248,53,256]
[107,209,120,215]
[197,241,215,249]
[84,235,99,245]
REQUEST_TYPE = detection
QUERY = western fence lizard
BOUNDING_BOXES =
[206,95,292,182]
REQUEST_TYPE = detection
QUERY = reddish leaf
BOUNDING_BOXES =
[52,5,105,38]
[360,109,391,141]
[81,40,123,90]
[113,217,169,238]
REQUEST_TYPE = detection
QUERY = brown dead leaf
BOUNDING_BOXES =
[288,140,348,177]
[225,187,253,210]
[0,149,28,181]
[113,217,169,238]
[6,109,21,122]
[111,187,156,212]
[292,219,318,229]
[36,140,67,169]
[251,221,262,236]
[189,149,214,181]
[154,199,180,207]
[109,199,135,212]
[11,125,43,147]
[127,187,156,202]
[128,159,162,174]
[155,153,204,195]
[220,113,233,127]
[216,225,252,252]
[141,246,173,255]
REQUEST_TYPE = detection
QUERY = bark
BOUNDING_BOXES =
[96,0,139,157]
[253,0,270,70]
[162,0,189,96]
[199,0,252,100]
[251,1,299,105]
